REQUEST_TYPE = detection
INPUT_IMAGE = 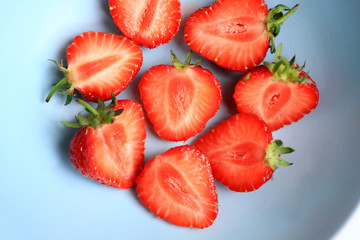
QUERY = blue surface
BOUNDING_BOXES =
[1,0,359,239]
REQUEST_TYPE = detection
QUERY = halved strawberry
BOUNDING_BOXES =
[139,51,222,141]
[66,95,146,189]
[233,45,319,131]
[109,0,181,48]
[184,0,299,72]
[46,31,143,104]
[194,113,293,192]
[136,145,218,228]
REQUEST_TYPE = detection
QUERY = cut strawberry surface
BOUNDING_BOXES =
[184,0,299,72]
[195,113,293,192]
[109,0,181,48]
[139,51,222,141]
[46,31,142,104]
[233,45,319,131]
[184,0,268,72]
[68,97,146,189]
[136,145,218,228]
[67,32,143,101]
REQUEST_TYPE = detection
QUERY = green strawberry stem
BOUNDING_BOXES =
[77,99,99,116]
[46,59,74,105]
[60,121,82,129]
[171,50,201,71]
[48,59,67,72]
[60,93,123,130]
[273,4,299,25]
[265,140,294,170]
[266,4,300,53]
[264,43,311,84]
[45,78,68,102]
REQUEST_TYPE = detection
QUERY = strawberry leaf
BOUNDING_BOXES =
[266,4,299,53]
[46,59,77,105]
[265,139,294,170]
[60,121,81,128]
[114,109,124,116]
[77,113,89,126]
[61,93,123,129]
[65,95,73,105]
[171,50,201,71]
[265,44,313,84]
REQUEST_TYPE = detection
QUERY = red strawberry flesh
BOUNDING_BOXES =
[109,0,181,48]
[184,0,269,72]
[136,145,218,228]
[139,64,222,141]
[70,100,146,189]
[66,32,143,101]
[234,65,319,131]
[195,113,274,192]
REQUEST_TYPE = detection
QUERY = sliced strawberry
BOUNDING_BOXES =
[46,31,143,104]
[68,97,146,189]
[194,113,293,192]
[233,46,319,131]
[136,145,218,228]
[109,0,181,48]
[184,0,299,72]
[139,51,222,141]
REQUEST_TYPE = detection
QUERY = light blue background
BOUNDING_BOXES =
[1,0,359,239]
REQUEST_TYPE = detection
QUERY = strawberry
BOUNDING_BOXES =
[109,0,181,49]
[194,113,294,192]
[136,145,218,228]
[46,31,143,104]
[139,51,222,141]
[184,0,299,72]
[64,95,146,189]
[233,44,319,131]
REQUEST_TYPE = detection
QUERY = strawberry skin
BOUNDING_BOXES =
[109,0,181,48]
[184,0,268,72]
[66,32,143,102]
[139,52,222,141]
[195,113,276,192]
[233,64,319,131]
[136,145,218,228]
[184,0,299,72]
[69,99,146,189]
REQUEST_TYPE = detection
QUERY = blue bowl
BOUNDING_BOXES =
[1,0,359,239]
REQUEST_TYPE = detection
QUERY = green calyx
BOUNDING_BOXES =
[264,44,311,84]
[45,59,74,105]
[171,50,201,71]
[60,93,123,130]
[265,140,294,170]
[266,4,299,53]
